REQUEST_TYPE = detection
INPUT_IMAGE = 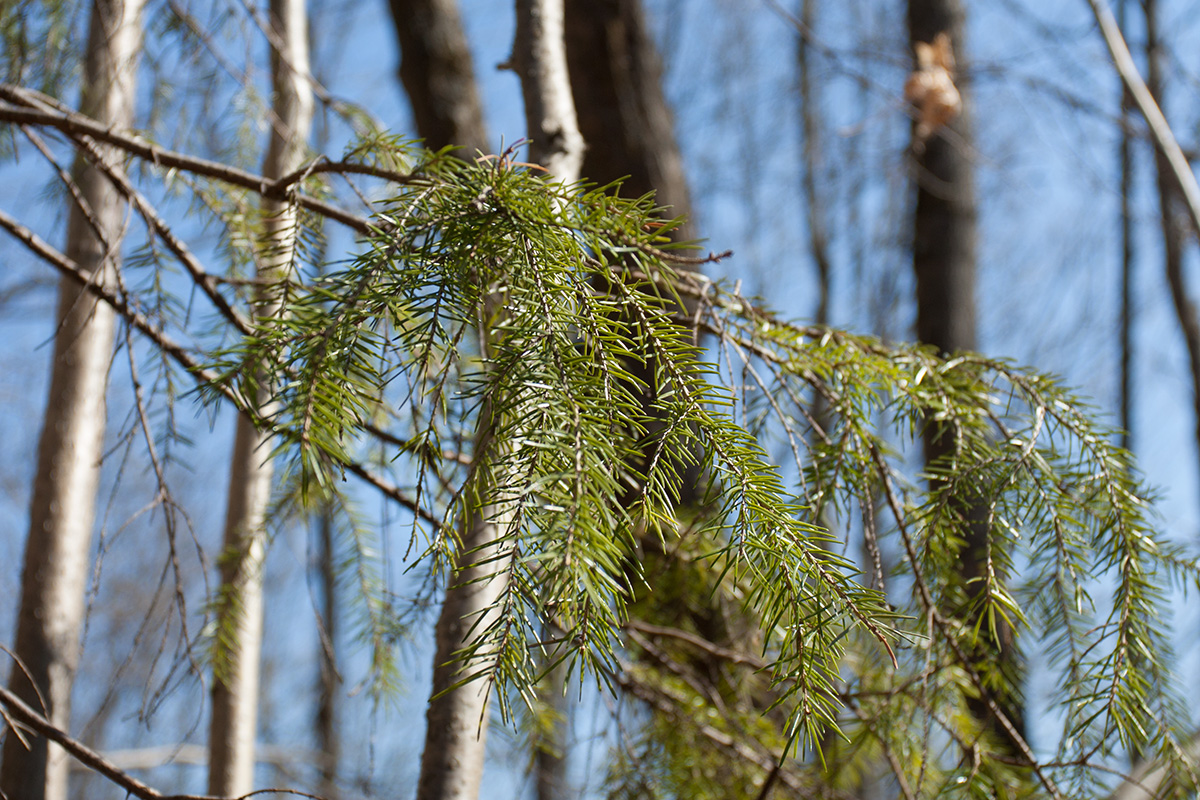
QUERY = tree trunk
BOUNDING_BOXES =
[907,0,1025,755]
[797,0,831,328]
[0,3,144,799]
[542,5,696,792]
[534,658,570,800]
[415,4,583,799]
[388,0,489,156]
[206,0,312,794]
[908,3,977,355]
[1117,0,1134,453]
[564,0,700,511]
[386,2,499,798]
[564,0,692,239]
[315,506,339,798]
[1145,0,1200,503]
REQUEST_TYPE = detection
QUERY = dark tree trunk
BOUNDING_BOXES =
[1118,0,1134,453]
[565,0,701,510]
[908,1,977,356]
[1145,0,1200,505]
[565,0,692,239]
[315,507,339,798]
[907,0,1025,757]
[388,0,489,156]
[557,3,705,794]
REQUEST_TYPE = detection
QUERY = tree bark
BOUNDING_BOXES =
[534,658,570,800]
[908,3,977,355]
[388,0,489,156]
[564,0,700,510]
[0,3,144,799]
[206,0,312,795]
[564,0,691,239]
[315,507,339,799]
[415,4,582,800]
[385,4,502,798]
[797,0,831,327]
[907,0,1025,756]
[1145,0,1200,502]
[1117,0,1134,453]
[514,0,586,180]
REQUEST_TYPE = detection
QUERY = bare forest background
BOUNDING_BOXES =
[4,0,1200,799]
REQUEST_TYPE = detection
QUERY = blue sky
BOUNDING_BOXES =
[3,0,1200,795]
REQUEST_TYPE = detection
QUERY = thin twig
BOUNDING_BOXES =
[0,86,377,232]
[0,208,435,528]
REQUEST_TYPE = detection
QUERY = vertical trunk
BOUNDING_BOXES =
[1145,0,1200,499]
[385,3,504,798]
[415,506,512,800]
[315,507,339,798]
[415,5,583,800]
[387,0,489,156]
[564,0,700,509]
[908,3,976,355]
[1117,0,1134,453]
[559,4,699,793]
[797,0,831,328]
[387,2,499,799]
[907,0,1024,755]
[513,0,586,181]
[564,0,691,239]
[534,659,570,800]
[547,5,697,792]
[0,3,144,799]
[206,0,312,795]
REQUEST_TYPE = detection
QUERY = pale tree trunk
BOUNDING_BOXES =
[0,3,144,799]
[387,0,489,156]
[513,0,585,181]
[414,3,583,799]
[206,0,312,794]
[908,0,1024,755]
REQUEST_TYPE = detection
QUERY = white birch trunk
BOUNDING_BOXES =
[206,0,313,794]
[414,3,583,799]
[0,3,144,799]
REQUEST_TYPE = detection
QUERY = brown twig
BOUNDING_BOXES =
[0,207,436,529]
[0,684,329,800]
[0,85,376,233]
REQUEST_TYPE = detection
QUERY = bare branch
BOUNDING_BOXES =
[1084,0,1200,238]
[0,207,437,529]
[0,85,378,233]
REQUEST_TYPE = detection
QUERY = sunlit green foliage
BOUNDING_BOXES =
[193,140,1200,798]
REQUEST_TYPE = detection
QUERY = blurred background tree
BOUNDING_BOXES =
[3,1,1200,799]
